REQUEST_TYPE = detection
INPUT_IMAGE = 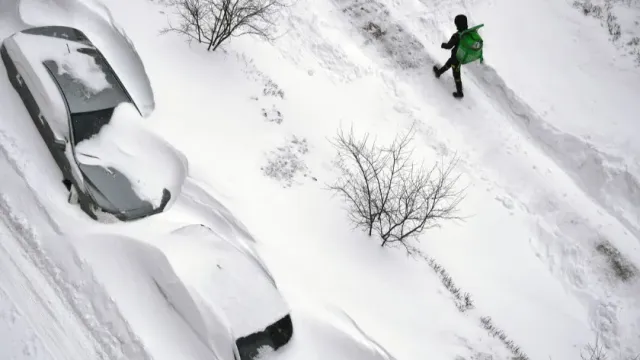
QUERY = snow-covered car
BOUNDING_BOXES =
[1,25,183,221]
[153,224,294,360]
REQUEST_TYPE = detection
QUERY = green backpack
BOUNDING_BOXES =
[456,24,484,65]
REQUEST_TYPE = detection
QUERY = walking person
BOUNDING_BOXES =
[433,15,484,99]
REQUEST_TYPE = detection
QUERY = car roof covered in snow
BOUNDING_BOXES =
[13,26,132,114]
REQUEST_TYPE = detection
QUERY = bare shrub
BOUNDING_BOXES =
[262,136,313,187]
[363,21,386,39]
[161,0,286,51]
[581,336,608,360]
[577,336,639,360]
[606,10,622,41]
[328,126,464,251]
[480,317,530,360]
[573,0,604,18]
[422,254,474,312]
[595,240,638,282]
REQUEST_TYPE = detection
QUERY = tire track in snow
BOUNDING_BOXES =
[0,67,152,358]
[0,157,105,359]
[0,225,72,360]
[0,6,153,358]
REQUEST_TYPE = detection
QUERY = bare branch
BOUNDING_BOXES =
[581,336,608,360]
[328,126,465,251]
[161,0,287,51]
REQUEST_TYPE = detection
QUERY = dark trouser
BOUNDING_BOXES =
[436,57,463,94]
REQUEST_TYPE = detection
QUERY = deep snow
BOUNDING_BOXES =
[0,0,639,359]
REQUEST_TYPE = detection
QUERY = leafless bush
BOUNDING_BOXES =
[422,254,474,312]
[480,317,530,360]
[606,10,622,41]
[328,126,464,251]
[161,0,286,51]
[363,21,386,39]
[577,336,639,360]
[581,336,609,360]
[595,240,638,282]
[573,0,622,41]
[573,0,604,18]
[262,136,313,187]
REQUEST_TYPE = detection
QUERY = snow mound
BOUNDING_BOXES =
[475,65,640,251]
[75,102,188,208]
[263,304,396,360]
[65,231,238,360]
[150,224,291,339]
[18,0,155,116]
[176,177,272,276]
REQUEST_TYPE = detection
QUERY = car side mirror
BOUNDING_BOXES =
[53,138,66,151]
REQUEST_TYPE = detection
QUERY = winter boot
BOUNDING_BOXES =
[433,65,441,78]
[453,79,464,98]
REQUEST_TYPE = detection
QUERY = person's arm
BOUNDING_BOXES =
[441,33,459,49]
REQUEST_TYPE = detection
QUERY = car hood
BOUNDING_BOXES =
[74,103,188,210]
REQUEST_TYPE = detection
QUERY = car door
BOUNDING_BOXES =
[4,36,81,189]
[5,38,63,144]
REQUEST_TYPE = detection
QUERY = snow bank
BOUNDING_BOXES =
[65,231,238,360]
[151,224,290,339]
[176,177,274,280]
[74,102,188,208]
[18,0,156,116]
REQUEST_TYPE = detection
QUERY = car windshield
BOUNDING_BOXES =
[70,108,115,146]
[42,48,129,114]
[21,26,91,45]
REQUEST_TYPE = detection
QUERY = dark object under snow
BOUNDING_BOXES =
[236,314,294,360]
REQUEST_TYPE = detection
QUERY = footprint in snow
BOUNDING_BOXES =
[495,195,515,210]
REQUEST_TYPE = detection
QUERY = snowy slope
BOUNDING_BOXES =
[0,0,639,359]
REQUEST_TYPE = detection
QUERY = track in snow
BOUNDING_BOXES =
[325,0,640,356]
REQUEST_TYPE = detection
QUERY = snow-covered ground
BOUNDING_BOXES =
[0,0,639,359]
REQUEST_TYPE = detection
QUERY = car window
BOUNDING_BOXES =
[22,26,91,45]
[43,48,130,114]
[71,108,115,145]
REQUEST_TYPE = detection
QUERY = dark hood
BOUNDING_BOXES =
[455,14,468,31]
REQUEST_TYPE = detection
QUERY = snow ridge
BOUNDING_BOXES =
[473,65,640,242]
